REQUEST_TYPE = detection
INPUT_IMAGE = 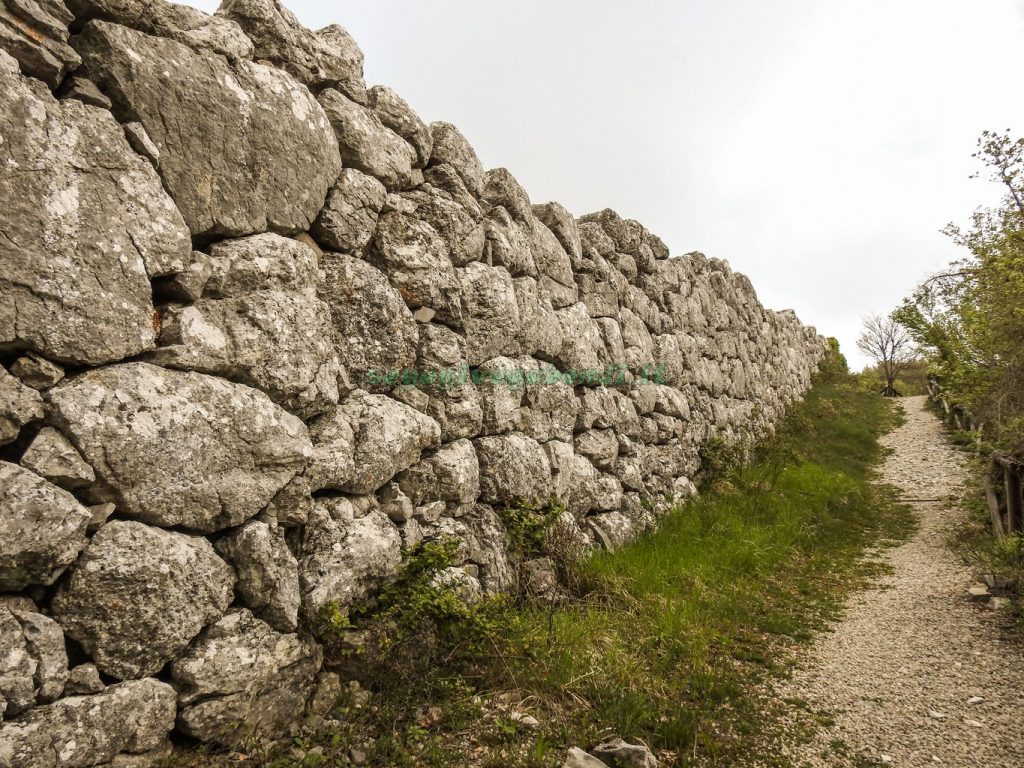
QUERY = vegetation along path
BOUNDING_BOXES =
[778,396,1024,767]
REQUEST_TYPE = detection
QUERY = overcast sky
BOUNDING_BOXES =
[181,1,1024,369]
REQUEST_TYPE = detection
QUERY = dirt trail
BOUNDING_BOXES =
[778,396,1024,767]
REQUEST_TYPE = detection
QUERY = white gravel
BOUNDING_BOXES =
[777,396,1024,767]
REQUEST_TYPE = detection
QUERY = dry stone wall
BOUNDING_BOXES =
[0,0,826,762]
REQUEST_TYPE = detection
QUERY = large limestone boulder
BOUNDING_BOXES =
[319,88,417,191]
[299,505,402,619]
[368,85,432,167]
[218,0,365,100]
[0,0,80,87]
[458,262,521,366]
[305,404,357,492]
[474,432,551,506]
[0,608,68,718]
[48,363,311,532]
[369,212,462,326]
[533,201,583,268]
[171,609,321,746]
[319,254,419,390]
[402,164,486,265]
[343,391,441,494]
[74,20,341,237]
[311,168,387,254]
[66,0,254,60]
[434,505,515,593]
[427,122,484,196]
[0,367,43,446]
[0,462,90,591]
[0,51,191,366]
[51,521,235,679]
[0,678,176,768]
[215,521,300,633]
[20,427,95,490]
[530,216,577,309]
[148,233,343,419]
[397,438,480,506]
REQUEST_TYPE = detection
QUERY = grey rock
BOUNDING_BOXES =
[320,254,419,389]
[59,75,111,109]
[434,505,515,593]
[20,427,95,490]
[343,391,441,494]
[51,520,235,679]
[591,738,659,768]
[378,482,414,523]
[0,51,191,366]
[0,678,176,768]
[458,262,521,366]
[477,356,525,435]
[218,0,365,100]
[149,234,343,419]
[299,505,402,619]
[402,165,486,265]
[563,747,610,768]
[397,438,480,506]
[521,557,560,600]
[475,432,551,506]
[425,381,484,442]
[12,610,67,706]
[513,277,564,359]
[485,207,538,277]
[9,354,64,390]
[311,168,387,253]
[417,322,467,372]
[307,670,343,717]
[531,216,577,309]
[122,121,159,168]
[216,521,300,633]
[0,607,35,718]
[75,21,341,237]
[534,202,583,268]
[86,503,114,533]
[319,88,416,191]
[368,85,432,167]
[64,663,104,696]
[263,474,313,528]
[171,609,321,746]
[555,303,604,372]
[482,168,532,222]
[574,429,619,470]
[369,212,462,325]
[156,250,213,304]
[428,122,484,196]
[305,405,356,492]
[0,0,79,87]
[48,363,311,533]
[67,0,254,60]
[0,367,43,446]
[520,358,578,443]
[586,512,636,551]
[0,461,89,591]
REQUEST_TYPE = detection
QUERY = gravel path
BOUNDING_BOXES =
[778,396,1024,767]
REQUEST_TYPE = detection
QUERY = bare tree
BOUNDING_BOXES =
[857,313,916,396]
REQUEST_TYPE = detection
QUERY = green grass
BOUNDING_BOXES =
[484,369,914,766]
[169,367,914,768]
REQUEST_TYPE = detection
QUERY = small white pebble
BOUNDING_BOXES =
[964,718,984,728]
[928,711,946,720]
[967,696,984,705]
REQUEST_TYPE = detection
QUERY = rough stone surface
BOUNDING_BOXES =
[215,521,300,633]
[398,439,480,506]
[67,0,254,60]
[311,168,387,253]
[218,0,365,100]
[149,234,343,419]
[0,462,90,591]
[48,363,311,533]
[428,121,484,196]
[0,367,43,446]
[320,254,419,389]
[171,609,321,746]
[475,433,551,506]
[20,427,95,490]
[9,353,64,390]
[368,85,432,167]
[299,505,402,619]
[459,262,521,366]
[319,88,416,191]
[75,21,341,238]
[369,212,462,326]
[343,391,441,494]
[64,663,103,696]
[0,50,191,366]
[0,0,79,87]
[0,678,176,768]
[51,521,235,679]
